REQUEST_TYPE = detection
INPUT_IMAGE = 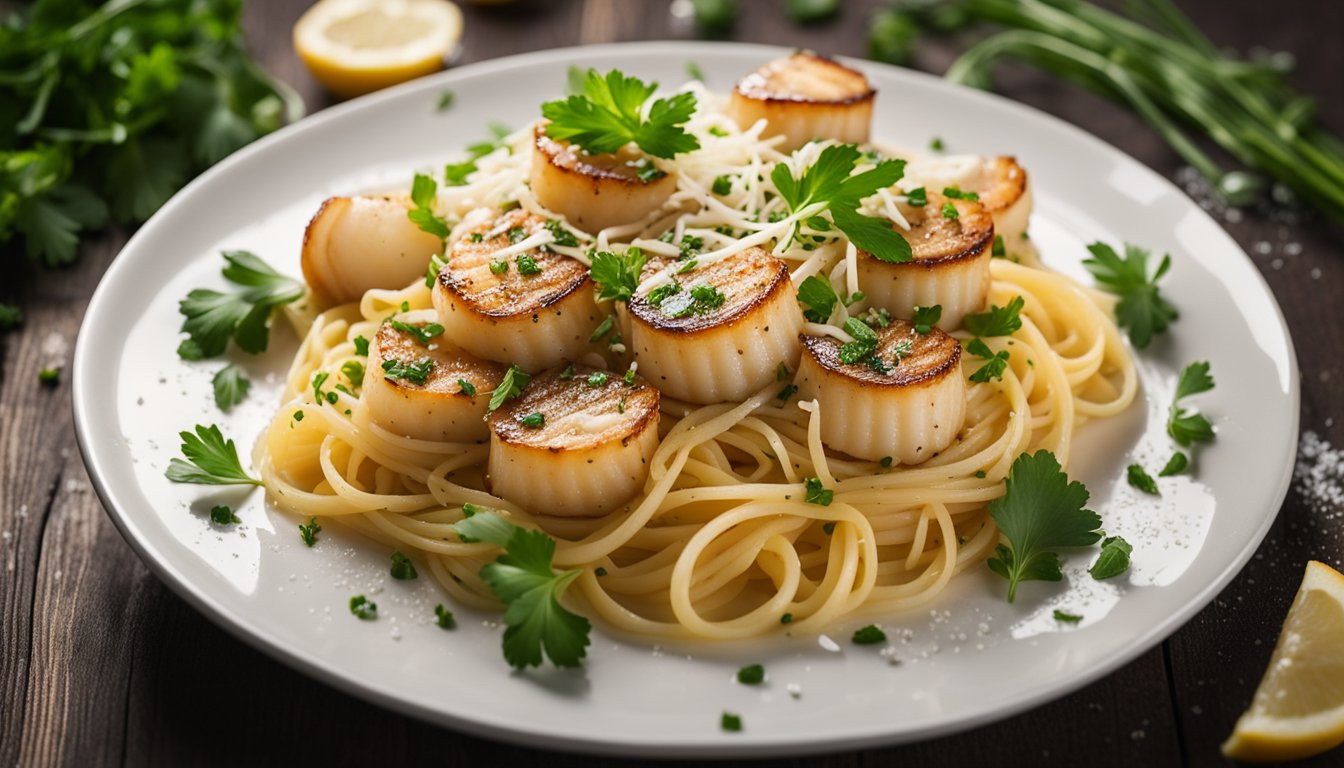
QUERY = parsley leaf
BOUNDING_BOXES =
[590,248,648,303]
[736,664,765,684]
[488,365,531,412]
[389,320,444,347]
[1168,361,1215,446]
[796,274,838,322]
[544,219,579,247]
[1159,452,1189,477]
[424,253,446,288]
[721,712,743,732]
[299,516,321,547]
[177,251,304,359]
[906,186,928,206]
[349,595,377,620]
[852,625,887,644]
[1082,242,1178,349]
[210,505,240,525]
[986,450,1101,602]
[658,283,725,318]
[772,144,911,264]
[1090,535,1133,580]
[541,69,699,159]
[1053,609,1083,624]
[838,317,879,364]
[211,364,250,411]
[966,338,1010,383]
[381,357,434,385]
[911,304,942,334]
[165,424,261,486]
[452,510,592,669]
[963,296,1024,337]
[435,604,456,629]
[1127,464,1159,495]
[804,477,834,506]
[408,173,450,239]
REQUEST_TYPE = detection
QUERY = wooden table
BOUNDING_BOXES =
[3,1,1342,765]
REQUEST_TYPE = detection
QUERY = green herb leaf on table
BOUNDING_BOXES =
[1090,536,1133,580]
[177,251,304,359]
[541,70,699,160]
[1082,242,1178,349]
[165,424,261,486]
[452,510,592,669]
[212,364,251,411]
[986,450,1102,602]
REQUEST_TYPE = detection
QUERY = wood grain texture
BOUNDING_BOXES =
[2,0,1341,766]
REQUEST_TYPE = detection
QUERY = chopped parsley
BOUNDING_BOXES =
[1082,242,1177,349]
[559,364,576,381]
[1159,452,1189,477]
[457,379,477,397]
[489,258,509,275]
[349,595,377,620]
[507,226,528,244]
[586,371,610,387]
[906,186,927,206]
[1127,464,1159,495]
[211,364,250,411]
[165,424,261,486]
[452,510,591,668]
[381,357,434,385]
[436,90,454,111]
[911,304,942,334]
[940,201,959,219]
[589,315,616,343]
[424,253,447,287]
[966,338,1010,383]
[544,219,579,247]
[1090,535,1133,580]
[721,712,743,732]
[1168,361,1215,446]
[992,234,1007,258]
[963,296,1024,337]
[942,186,980,201]
[590,248,648,303]
[176,251,304,360]
[435,604,456,629]
[712,175,733,195]
[656,282,725,318]
[772,144,911,264]
[299,516,321,547]
[804,477,834,506]
[880,456,893,468]
[488,364,532,412]
[408,173,450,238]
[838,317,880,365]
[541,69,699,159]
[1053,610,1083,624]
[780,613,794,624]
[777,384,798,402]
[852,625,887,645]
[986,450,1101,602]
[930,137,945,151]
[341,360,365,388]
[736,664,765,684]
[390,551,419,580]
[210,505,240,525]
[518,412,545,429]
[679,234,704,259]
[353,335,370,356]
[389,320,444,347]
[623,368,637,386]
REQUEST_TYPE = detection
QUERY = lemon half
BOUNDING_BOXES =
[294,0,463,99]
[1222,560,1344,762]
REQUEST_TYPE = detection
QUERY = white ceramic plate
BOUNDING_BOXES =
[74,42,1298,757]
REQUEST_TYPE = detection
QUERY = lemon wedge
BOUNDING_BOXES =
[1222,560,1344,762]
[294,0,462,99]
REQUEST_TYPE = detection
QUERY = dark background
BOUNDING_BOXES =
[3,0,1343,765]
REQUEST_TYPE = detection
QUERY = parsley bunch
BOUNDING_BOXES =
[772,144,911,264]
[1,0,302,267]
[541,69,699,160]
[453,510,591,669]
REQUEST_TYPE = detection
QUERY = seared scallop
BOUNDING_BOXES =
[301,195,444,307]
[726,52,875,153]
[855,192,994,330]
[364,309,508,442]
[487,363,660,517]
[529,123,677,234]
[433,209,602,370]
[795,319,965,464]
[626,247,805,404]
[903,155,1032,245]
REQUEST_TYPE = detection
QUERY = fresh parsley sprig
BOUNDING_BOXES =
[165,424,262,486]
[963,296,1025,337]
[177,251,304,360]
[488,365,532,412]
[771,144,911,264]
[408,173,450,239]
[966,338,1010,382]
[590,248,648,303]
[212,364,250,411]
[1082,242,1178,349]
[541,69,699,160]
[1168,361,1216,446]
[453,510,592,669]
[987,450,1102,602]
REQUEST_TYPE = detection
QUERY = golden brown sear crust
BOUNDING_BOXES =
[534,124,663,187]
[375,322,508,394]
[440,209,591,318]
[867,193,994,270]
[627,246,791,336]
[488,363,660,453]
[977,156,1029,215]
[735,52,876,106]
[800,319,962,389]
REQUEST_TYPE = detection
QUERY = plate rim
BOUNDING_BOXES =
[72,40,1301,757]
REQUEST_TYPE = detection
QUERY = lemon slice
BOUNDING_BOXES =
[294,0,462,99]
[1222,560,1344,762]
